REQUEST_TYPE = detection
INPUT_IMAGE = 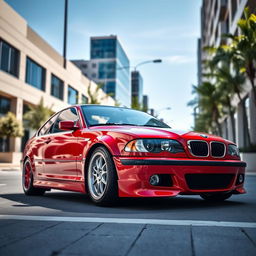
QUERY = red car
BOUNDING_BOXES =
[22,105,246,205]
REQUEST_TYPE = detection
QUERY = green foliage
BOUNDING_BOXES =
[0,112,23,138]
[131,96,142,111]
[189,7,256,138]
[87,82,116,105]
[23,98,54,130]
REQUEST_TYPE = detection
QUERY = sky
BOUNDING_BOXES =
[6,0,202,130]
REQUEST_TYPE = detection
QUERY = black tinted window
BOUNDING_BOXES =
[51,108,79,133]
[38,115,57,136]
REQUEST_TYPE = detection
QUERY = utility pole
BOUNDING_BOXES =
[63,0,68,68]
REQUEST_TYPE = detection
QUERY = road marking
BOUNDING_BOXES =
[0,184,6,186]
[0,215,255,228]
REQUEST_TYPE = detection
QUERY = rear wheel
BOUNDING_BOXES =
[200,192,232,202]
[87,147,118,206]
[22,159,46,196]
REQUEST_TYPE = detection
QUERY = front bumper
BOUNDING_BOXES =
[113,157,246,197]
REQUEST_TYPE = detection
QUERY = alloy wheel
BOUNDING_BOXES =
[23,161,32,190]
[88,152,108,199]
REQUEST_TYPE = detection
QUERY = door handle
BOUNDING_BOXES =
[45,138,52,144]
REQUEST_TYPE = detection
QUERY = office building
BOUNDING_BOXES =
[0,0,115,163]
[131,71,143,105]
[72,36,131,107]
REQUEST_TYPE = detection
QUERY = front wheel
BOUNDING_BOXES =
[87,147,118,206]
[22,159,46,196]
[200,192,232,202]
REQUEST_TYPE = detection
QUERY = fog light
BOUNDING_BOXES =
[238,174,244,184]
[149,175,160,186]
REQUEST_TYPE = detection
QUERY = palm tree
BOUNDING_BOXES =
[23,98,54,130]
[205,44,251,144]
[227,7,256,106]
[192,82,223,136]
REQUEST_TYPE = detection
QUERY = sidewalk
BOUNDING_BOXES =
[0,163,20,171]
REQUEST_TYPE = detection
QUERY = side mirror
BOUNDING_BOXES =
[59,120,79,131]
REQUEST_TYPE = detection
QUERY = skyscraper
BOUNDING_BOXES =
[131,70,143,105]
[72,35,131,107]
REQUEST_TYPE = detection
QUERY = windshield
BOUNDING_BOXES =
[81,105,170,128]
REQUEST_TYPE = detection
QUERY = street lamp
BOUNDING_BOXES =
[116,59,162,71]
[134,59,162,71]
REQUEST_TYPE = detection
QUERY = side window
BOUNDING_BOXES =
[38,115,57,136]
[51,108,79,134]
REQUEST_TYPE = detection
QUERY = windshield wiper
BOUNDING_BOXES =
[141,124,170,128]
[89,123,138,127]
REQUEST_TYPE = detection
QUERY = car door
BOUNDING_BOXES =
[32,114,58,180]
[42,107,81,182]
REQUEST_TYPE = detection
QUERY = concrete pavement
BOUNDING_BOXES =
[0,169,255,256]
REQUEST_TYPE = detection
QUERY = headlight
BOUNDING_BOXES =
[124,139,184,153]
[228,144,240,157]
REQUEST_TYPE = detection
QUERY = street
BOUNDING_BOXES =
[0,169,256,256]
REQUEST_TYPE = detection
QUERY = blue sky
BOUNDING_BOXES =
[6,0,202,130]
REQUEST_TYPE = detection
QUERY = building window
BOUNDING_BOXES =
[26,57,45,91]
[82,64,87,68]
[81,94,88,104]
[0,39,19,77]
[92,73,96,78]
[0,96,11,116]
[68,85,78,105]
[51,74,64,100]
[231,0,237,21]
[0,96,11,152]
[92,63,96,68]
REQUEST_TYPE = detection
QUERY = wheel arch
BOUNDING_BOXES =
[83,143,119,184]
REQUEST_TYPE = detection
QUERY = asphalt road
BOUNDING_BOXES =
[0,169,255,256]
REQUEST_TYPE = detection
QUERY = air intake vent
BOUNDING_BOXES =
[188,141,208,157]
[185,174,234,190]
[211,142,225,157]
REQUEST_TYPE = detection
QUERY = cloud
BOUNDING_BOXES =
[164,55,196,64]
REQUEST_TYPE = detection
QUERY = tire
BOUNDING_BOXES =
[86,147,118,206]
[200,192,232,202]
[22,158,46,196]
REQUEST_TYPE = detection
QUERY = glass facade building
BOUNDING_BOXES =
[131,71,143,104]
[90,36,130,107]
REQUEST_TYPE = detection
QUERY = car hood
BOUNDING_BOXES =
[89,126,229,143]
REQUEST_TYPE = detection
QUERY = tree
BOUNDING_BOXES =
[193,82,223,136]
[131,96,142,111]
[204,41,252,144]
[87,82,114,104]
[227,7,256,106]
[23,98,54,130]
[0,112,23,152]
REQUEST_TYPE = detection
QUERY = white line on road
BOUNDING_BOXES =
[0,215,255,228]
[0,184,6,186]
